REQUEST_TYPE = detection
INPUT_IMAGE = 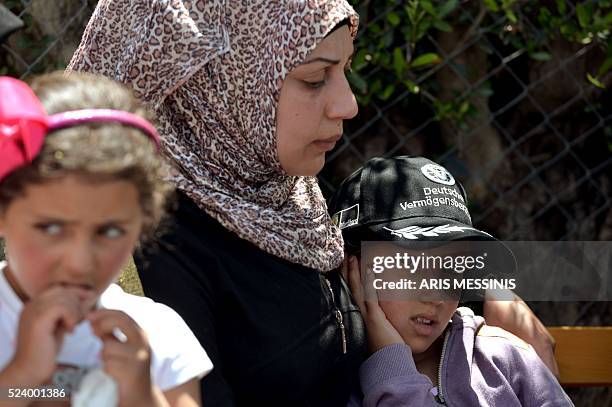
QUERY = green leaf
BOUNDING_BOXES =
[538,7,552,26]
[416,20,433,41]
[379,84,396,101]
[392,47,406,77]
[402,79,420,94]
[556,0,566,15]
[597,56,612,77]
[529,52,553,61]
[370,79,382,95]
[352,49,369,72]
[459,101,470,116]
[368,23,382,35]
[433,20,453,32]
[438,0,459,18]
[576,3,592,28]
[347,71,368,94]
[410,53,442,69]
[603,11,612,26]
[504,9,518,24]
[421,0,436,15]
[559,23,575,39]
[484,0,499,12]
[380,51,391,66]
[387,12,401,27]
[587,73,605,89]
[404,3,417,23]
[382,31,394,48]
[356,93,371,106]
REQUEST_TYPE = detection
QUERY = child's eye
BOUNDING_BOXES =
[98,226,125,239]
[35,223,62,236]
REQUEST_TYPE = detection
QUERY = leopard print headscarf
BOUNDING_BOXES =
[68,0,358,272]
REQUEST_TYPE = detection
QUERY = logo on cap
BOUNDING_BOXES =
[420,164,455,186]
[383,224,475,240]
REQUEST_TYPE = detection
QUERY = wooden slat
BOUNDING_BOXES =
[548,327,612,386]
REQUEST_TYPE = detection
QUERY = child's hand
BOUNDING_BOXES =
[9,286,94,385]
[88,309,159,407]
[345,256,405,354]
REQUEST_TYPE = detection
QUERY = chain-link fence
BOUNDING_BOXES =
[1,0,611,403]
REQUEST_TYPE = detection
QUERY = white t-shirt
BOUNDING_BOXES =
[0,261,213,391]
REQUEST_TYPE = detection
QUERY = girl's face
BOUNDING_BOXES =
[276,25,358,176]
[0,174,144,304]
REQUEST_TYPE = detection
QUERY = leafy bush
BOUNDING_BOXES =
[348,0,611,122]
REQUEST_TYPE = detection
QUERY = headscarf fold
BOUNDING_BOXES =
[68,0,358,272]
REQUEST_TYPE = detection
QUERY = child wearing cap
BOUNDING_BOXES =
[329,156,572,406]
[0,72,212,406]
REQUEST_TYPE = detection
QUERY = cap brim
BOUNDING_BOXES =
[344,217,516,275]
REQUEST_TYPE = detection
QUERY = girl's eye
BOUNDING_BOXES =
[36,223,62,236]
[98,226,125,239]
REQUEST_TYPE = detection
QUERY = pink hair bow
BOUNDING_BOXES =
[0,76,160,183]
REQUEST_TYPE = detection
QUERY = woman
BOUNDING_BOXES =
[69,1,364,405]
[68,1,557,405]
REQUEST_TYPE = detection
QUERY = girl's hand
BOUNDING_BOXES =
[345,256,405,353]
[88,309,163,407]
[8,286,94,385]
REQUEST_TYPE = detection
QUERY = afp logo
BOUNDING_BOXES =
[420,164,455,186]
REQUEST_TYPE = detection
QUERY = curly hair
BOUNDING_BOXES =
[0,71,173,240]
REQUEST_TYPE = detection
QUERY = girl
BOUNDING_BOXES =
[0,72,212,406]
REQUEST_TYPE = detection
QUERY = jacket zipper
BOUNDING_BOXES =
[324,278,347,354]
[435,329,450,405]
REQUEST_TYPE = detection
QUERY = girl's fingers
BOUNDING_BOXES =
[88,310,147,346]
[32,288,89,332]
[39,285,97,309]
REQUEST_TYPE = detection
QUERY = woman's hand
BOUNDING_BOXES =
[88,309,168,407]
[4,286,94,386]
[484,289,559,379]
[344,256,405,353]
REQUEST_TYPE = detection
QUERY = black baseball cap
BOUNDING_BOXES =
[329,156,515,272]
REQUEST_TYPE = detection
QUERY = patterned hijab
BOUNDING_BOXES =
[68,0,358,272]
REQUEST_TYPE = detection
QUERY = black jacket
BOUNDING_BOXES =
[135,193,366,406]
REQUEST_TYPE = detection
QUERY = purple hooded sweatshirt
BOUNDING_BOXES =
[348,307,573,406]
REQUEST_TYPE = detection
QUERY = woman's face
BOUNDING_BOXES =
[276,25,358,176]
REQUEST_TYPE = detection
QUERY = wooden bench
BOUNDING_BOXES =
[548,326,612,386]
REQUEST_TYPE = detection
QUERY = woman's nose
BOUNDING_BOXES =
[326,73,358,121]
